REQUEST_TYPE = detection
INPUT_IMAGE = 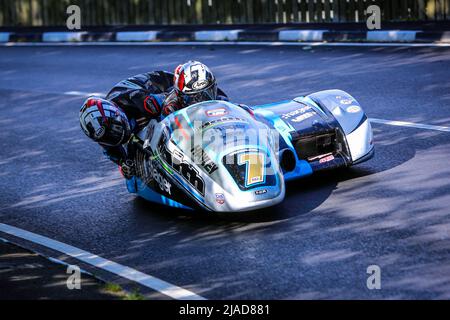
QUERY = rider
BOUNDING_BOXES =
[79,61,227,178]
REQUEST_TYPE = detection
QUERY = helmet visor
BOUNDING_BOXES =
[181,83,217,107]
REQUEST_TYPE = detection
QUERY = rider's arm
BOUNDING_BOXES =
[109,88,165,119]
[161,89,180,117]
[106,72,166,119]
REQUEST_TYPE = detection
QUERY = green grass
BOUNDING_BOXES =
[103,282,123,293]
[122,289,145,300]
[103,283,146,300]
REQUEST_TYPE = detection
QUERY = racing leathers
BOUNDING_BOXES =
[102,71,228,170]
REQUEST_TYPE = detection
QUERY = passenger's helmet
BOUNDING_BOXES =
[173,61,217,107]
[79,97,131,147]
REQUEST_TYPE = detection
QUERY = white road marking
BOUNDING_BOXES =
[0,223,206,300]
[0,41,449,47]
[3,88,447,134]
[370,118,450,132]
[46,256,94,276]
[64,91,106,97]
[48,91,450,134]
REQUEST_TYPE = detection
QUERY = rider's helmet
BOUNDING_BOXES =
[173,61,217,107]
[79,97,131,147]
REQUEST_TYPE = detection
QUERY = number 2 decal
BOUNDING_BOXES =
[238,152,266,187]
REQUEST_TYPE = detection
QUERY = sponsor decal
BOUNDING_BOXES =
[281,105,312,120]
[346,105,361,113]
[159,142,205,196]
[255,189,267,195]
[148,159,172,195]
[199,116,247,131]
[291,112,315,123]
[206,108,228,117]
[192,80,209,90]
[94,126,105,139]
[319,154,335,164]
[215,193,225,205]
[191,145,218,174]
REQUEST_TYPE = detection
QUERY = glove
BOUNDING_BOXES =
[120,159,136,180]
[102,145,127,165]
[162,103,178,116]
[143,94,163,117]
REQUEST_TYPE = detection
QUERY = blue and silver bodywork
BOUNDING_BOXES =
[252,89,374,181]
[126,89,374,212]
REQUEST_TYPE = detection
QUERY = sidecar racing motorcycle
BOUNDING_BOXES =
[124,84,374,212]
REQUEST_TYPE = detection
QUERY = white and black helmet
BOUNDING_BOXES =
[174,61,217,106]
[79,97,131,147]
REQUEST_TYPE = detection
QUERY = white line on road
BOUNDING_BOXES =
[0,223,205,300]
[60,90,450,134]
[4,89,448,133]
[1,41,449,47]
[63,90,106,97]
[370,118,450,132]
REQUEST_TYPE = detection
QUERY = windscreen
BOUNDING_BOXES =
[163,101,278,192]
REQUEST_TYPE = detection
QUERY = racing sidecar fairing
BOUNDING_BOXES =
[126,89,374,212]
[252,89,374,182]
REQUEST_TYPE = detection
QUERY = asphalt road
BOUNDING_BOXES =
[0,44,450,299]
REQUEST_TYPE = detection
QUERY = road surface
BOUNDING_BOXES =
[0,44,450,299]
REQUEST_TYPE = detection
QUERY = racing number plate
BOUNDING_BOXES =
[223,149,275,191]
[237,152,266,187]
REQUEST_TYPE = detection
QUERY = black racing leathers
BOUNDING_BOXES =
[102,71,227,165]
[106,71,172,124]
[102,71,171,165]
